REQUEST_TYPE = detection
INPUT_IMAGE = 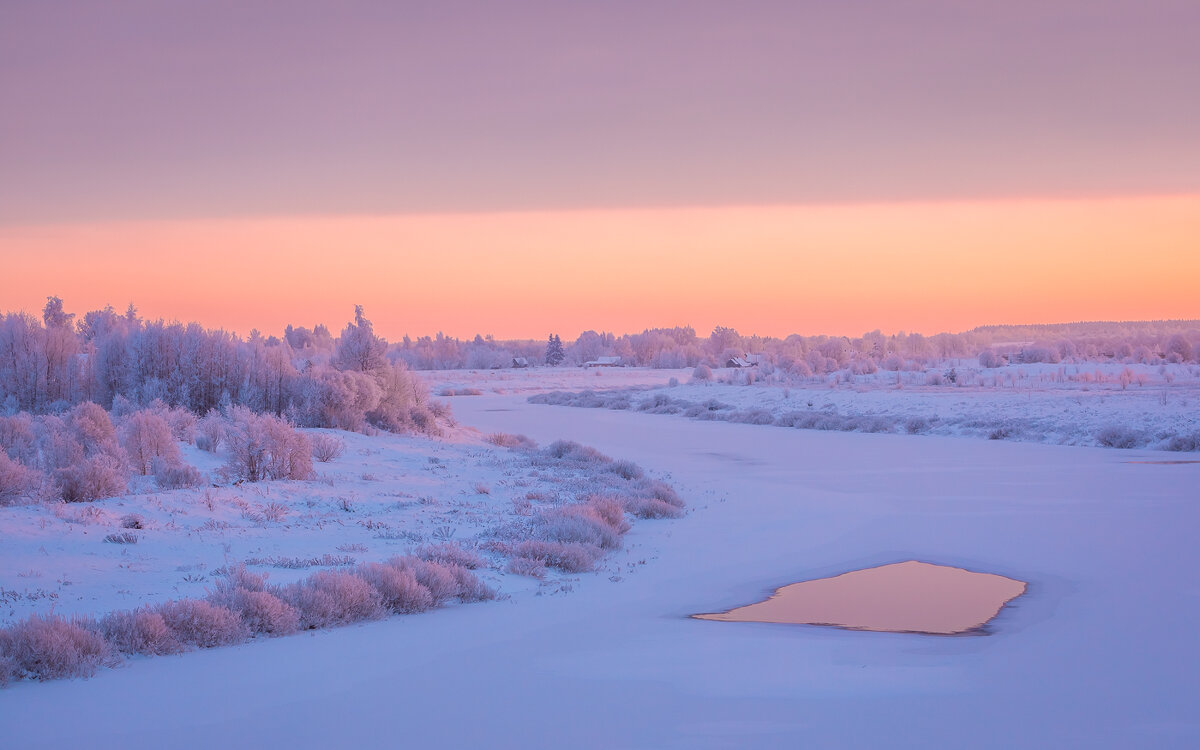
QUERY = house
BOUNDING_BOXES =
[584,356,621,368]
[511,357,530,368]
[726,356,753,368]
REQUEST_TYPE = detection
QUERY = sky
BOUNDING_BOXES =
[1,1,1197,341]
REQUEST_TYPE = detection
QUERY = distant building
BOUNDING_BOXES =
[726,356,754,368]
[512,357,530,368]
[584,356,622,367]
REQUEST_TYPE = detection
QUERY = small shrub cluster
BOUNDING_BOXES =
[0,542,497,687]
[0,614,112,681]
[1096,424,1144,449]
[484,432,538,449]
[224,406,314,482]
[437,387,483,396]
[310,433,345,462]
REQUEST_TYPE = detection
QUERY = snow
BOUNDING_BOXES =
[2,367,1198,748]
[524,360,1200,450]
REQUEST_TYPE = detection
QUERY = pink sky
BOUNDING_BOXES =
[3,196,1196,341]
[1,3,1197,339]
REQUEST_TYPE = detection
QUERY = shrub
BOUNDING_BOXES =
[68,402,122,456]
[506,556,546,578]
[620,496,685,519]
[0,652,15,686]
[3,613,111,680]
[632,479,686,509]
[543,440,610,467]
[156,600,247,648]
[608,459,644,480]
[54,454,126,502]
[353,563,433,614]
[905,417,931,434]
[0,451,41,506]
[0,413,38,464]
[979,349,1004,368]
[153,456,204,489]
[413,542,485,570]
[103,531,139,544]
[691,364,713,382]
[205,566,298,636]
[120,410,181,475]
[219,589,299,636]
[213,564,268,593]
[387,557,461,605]
[509,540,602,573]
[120,513,145,529]
[484,432,537,450]
[279,570,386,629]
[99,610,183,655]
[585,495,631,534]
[225,407,314,481]
[447,565,496,603]
[1096,425,1143,449]
[196,411,225,453]
[1164,433,1199,452]
[310,433,345,463]
[537,505,624,550]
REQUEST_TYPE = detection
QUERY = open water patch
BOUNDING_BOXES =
[693,560,1027,635]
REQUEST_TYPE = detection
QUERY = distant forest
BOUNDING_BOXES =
[2,299,1197,418]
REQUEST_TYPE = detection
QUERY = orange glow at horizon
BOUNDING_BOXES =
[2,196,1197,342]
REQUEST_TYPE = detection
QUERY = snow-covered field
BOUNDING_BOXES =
[0,428,672,627]
[521,361,1200,450]
[2,366,1198,748]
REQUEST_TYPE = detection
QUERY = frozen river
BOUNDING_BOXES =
[3,389,1198,749]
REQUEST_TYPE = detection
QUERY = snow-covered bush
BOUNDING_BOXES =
[54,454,126,503]
[279,570,386,629]
[207,566,299,635]
[120,409,180,475]
[413,542,485,569]
[0,451,42,505]
[620,495,685,519]
[537,503,626,550]
[979,349,1004,368]
[505,556,546,578]
[310,433,345,462]
[155,600,247,648]
[1096,425,1144,449]
[152,456,204,490]
[224,406,313,482]
[353,563,434,614]
[196,410,225,453]
[2,613,111,680]
[484,432,537,449]
[507,540,602,573]
[691,364,713,382]
[1163,433,1199,452]
[386,557,463,605]
[99,610,183,655]
[220,589,299,636]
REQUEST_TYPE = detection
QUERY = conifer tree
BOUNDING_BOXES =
[545,334,564,366]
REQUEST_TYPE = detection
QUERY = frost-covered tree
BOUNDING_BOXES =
[119,410,180,475]
[545,334,564,366]
[333,306,388,374]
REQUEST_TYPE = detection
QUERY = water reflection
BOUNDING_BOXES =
[693,560,1026,635]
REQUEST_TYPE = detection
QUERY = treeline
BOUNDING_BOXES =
[0,299,438,432]
[388,321,1200,374]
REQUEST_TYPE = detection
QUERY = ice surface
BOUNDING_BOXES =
[2,367,1198,749]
